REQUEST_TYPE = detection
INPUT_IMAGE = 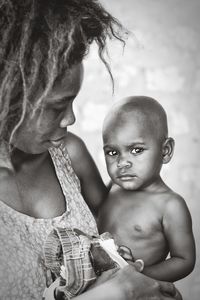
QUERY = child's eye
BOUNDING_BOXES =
[131,147,144,154]
[106,150,118,156]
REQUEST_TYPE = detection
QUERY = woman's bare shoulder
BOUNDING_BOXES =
[62,132,94,178]
[63,132,88,161]
[64,131,85,149]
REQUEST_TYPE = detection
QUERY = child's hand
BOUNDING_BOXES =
[117,245,144,271]
[134,259,145,272]
[118,245,135,262]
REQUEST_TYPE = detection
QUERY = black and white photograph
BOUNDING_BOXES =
[0,0,199,299]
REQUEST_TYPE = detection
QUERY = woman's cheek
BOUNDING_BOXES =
[41,110,62,129]
[32,115,56,139]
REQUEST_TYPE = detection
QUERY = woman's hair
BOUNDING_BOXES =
[0,0,126,145]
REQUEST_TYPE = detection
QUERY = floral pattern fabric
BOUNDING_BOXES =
[0,143,98,300]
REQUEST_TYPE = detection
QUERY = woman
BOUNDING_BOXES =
[0,0,181,299]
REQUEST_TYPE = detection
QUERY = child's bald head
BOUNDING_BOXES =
[103,96,168,143]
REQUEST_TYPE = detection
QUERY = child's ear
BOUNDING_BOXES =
[162,137,175,164]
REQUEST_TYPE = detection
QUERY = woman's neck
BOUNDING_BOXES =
[10,148,48,173]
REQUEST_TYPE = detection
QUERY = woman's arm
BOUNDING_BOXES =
[68,263,182,300]
[65,132,108,216]
[143,195,196,282]
[44,262,182,300]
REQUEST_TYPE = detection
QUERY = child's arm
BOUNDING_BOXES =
[65,132,108,216]
[142,195,196,282]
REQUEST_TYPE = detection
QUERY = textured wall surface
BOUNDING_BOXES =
[71,1,200,299]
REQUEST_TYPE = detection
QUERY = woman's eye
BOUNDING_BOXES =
[52,100,71,113]
[131,148,144,154]
[53,106,65,113]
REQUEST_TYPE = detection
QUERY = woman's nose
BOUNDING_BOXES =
[60,108,75,128]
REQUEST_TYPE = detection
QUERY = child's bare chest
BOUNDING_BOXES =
[106,197,162,238]
[103,195,167,264]
[101,189,169,265]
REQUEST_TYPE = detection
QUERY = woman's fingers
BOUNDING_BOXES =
[158,281,182,300]
[174,289,183,300]
[159,281,176,296]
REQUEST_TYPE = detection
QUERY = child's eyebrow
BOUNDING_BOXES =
[103,142,146,149]
[126,142,145,147]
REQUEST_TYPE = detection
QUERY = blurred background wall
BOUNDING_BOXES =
[71,1,200,298]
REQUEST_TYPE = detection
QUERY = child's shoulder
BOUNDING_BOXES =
[161,190,193,234]
[162,190,191,220]
[163,189,186,207]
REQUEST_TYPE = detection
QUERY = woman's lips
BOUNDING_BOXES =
[49,137,64,147]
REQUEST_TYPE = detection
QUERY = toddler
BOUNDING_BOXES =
[99,96,196,282]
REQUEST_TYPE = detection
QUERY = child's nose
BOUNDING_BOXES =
[117,157,132,169]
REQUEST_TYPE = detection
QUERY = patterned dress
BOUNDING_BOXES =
[0,144,98,300]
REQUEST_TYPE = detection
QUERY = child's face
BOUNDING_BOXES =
[12,63,83,154]
[103,114,164,191]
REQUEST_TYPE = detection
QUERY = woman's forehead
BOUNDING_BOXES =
[57,63,83,89]
[46,63,84,101]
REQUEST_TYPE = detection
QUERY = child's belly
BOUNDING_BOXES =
[105,211,169,266]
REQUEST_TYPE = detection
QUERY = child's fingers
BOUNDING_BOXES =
[127,259,144,272]
[118,245,135,262]
[134,259,144,272]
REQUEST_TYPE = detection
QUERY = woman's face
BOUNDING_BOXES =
[13,63,83,154]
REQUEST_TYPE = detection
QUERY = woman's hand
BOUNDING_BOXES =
[86,260,182,300]
[110,262,182,300]
[44,261,182,300]
[91,261,182,300]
